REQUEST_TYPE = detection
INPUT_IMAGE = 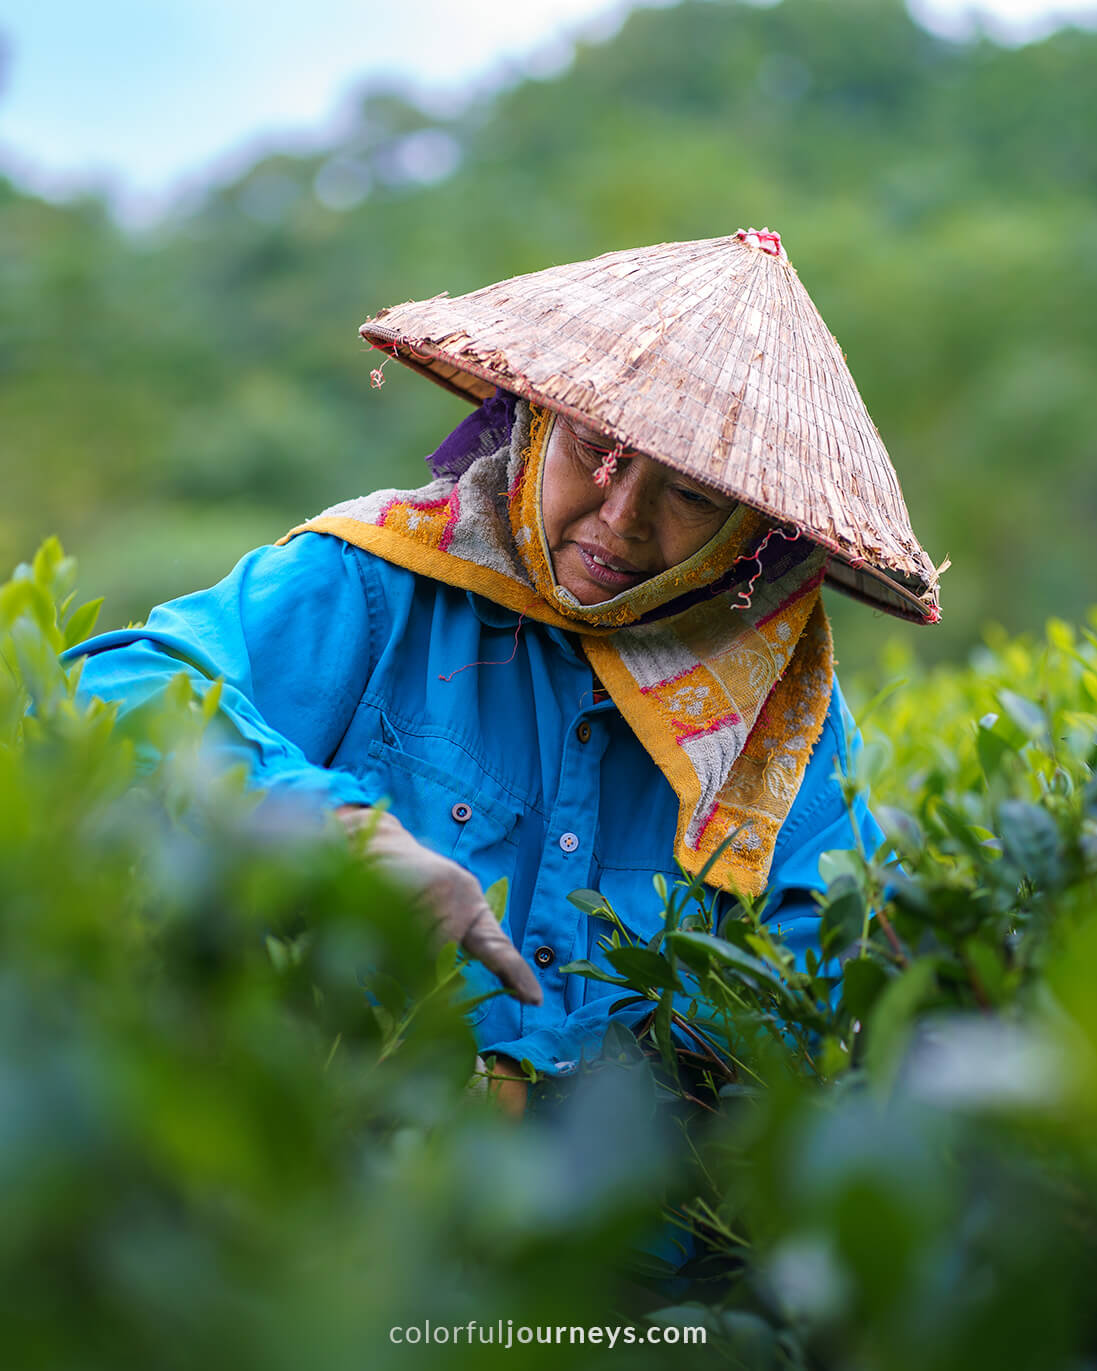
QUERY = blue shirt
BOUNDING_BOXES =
[67,530,882,1076]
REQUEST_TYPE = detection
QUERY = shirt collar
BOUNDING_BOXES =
[466,591,520,629]
[465,591,587,668]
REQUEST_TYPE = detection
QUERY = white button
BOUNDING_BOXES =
[559,832,580,853]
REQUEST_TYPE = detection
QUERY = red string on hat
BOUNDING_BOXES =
[593,443,624,487]
[726,527,802,612]
[571,432,638,488]
[366,340,401,388]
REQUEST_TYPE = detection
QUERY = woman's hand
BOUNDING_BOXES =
[334,806,543,1007]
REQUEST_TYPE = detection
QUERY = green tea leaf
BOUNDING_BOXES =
[865,958,937,1094]
[557,958,629,986]
[62,598,104,650]
[605,944,682,992]
[976,717,1017,780]
[875,805,924,858]
[842,956,889,1020]
[821,884,866,957]
[1046,618,1075,653]
[201,678,225,722]
[484,876,509,922]
[32,536,63,587]
[654,985,678,1077]
[997,688,1047,739]
[819,849,863,888]
[964,937,1008,1005]
[996,800,1063,889]
[567,887,609,916]
[667,930,786,992]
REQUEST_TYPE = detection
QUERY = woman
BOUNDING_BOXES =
[68,230,942,1116]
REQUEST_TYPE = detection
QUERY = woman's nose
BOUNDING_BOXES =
[598,460,657,540]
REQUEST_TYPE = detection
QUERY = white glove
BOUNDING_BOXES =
[335,806,543,1007]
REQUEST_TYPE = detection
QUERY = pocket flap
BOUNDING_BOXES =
[363,739,520,856]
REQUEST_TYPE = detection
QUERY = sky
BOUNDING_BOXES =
[1,0,1094,223]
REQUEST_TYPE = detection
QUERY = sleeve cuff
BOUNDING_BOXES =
[479,997,696,1078]
[247,762,376,824]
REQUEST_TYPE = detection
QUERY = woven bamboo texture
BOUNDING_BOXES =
[360,234,941,622]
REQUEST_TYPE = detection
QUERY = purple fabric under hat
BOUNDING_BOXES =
[425,388,517,479]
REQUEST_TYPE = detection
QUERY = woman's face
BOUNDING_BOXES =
[541,416,738,604]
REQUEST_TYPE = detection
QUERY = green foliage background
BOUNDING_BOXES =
[3,0,1095,670]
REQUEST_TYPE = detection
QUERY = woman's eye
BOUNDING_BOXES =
[674,486,718,509]
[572,439,602,465]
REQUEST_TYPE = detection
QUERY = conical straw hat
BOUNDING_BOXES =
[360,232,942,623]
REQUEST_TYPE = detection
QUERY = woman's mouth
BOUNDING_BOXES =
[575,543,649,591]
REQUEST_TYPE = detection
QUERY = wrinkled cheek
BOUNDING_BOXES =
[551,545,597,602]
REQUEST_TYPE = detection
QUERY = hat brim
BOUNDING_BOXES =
[361,324,940,624]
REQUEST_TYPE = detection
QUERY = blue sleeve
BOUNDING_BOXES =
[63,533,379,814]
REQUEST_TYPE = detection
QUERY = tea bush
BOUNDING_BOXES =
[573,607,1097,1369]
[4,541,1097,1369]
[0,542,695,1370]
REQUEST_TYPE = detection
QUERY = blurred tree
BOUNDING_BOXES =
[2,0,1094,669]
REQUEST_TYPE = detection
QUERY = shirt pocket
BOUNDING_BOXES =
[360,740,522,1029]
[361,739,520,862]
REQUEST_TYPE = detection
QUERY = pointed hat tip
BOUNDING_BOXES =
[735,227,788,263]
